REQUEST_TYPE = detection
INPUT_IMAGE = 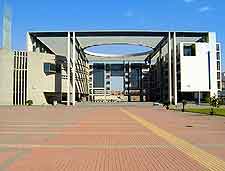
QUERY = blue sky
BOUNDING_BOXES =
[0,0,224,70]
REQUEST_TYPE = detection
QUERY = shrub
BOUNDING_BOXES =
[163,101,170,110]
[26,100,33,106]
[182,100,187,112]
[208,96,220,115]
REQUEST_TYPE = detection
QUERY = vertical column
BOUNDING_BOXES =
[15,52,18,105]
[23,53,27,105]
[21,54,23,105]
[123,61,126,92]
[198,91,201,105]
[67,32,71,106]
[104,63,106,102]
[168,32,172,103]
[140,64,143,102]
[128,62,132,102]
[91,64,94,101]
[18,52,21,105]
[159,45,163,102]
[208,32,218,97]
[173,32,177,105]
[72,32,76,106]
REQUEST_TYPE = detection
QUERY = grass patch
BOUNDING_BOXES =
[184,108,225,117]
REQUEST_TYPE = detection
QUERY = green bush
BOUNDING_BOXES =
[26,100,33,106]
[208,96,220,115]
[182,100,187,112]
[163,101,170,110]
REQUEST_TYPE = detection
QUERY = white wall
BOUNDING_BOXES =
[208,32,218,97]
[180,42,210,92]
[27,52,72,105]
[0,49,14,105]
[27,52,56,105]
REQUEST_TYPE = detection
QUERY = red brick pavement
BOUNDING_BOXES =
[0,106,224,170]
[125,107,225,160]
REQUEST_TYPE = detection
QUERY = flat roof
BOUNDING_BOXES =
[28,30,210,61]
[29,30,209,38]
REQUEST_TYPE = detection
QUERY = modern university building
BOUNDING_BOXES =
[0,30,222,106]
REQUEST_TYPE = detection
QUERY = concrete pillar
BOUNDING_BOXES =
[159,45,163,102]
[128,62,132,102]
[91,64,94,101]
[72,32,76,106]
[208,32,218,97]
[140,64,144,102]
[173,32,177,105]
[67,32,71,106]
[104,63,106,102]
[198,91,201,105]
[168,32,172,103]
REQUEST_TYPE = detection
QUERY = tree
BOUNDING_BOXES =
[182,100,187,112]
[208,96,220,115]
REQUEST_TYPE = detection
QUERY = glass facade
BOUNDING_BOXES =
[111,64,124,76]
[130,67,141,89]
[93,63,105,88]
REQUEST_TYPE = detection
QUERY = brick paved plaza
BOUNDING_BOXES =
[0,105,225,170]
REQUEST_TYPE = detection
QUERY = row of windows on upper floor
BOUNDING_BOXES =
[183,44,221,59]
[14,51,27,57]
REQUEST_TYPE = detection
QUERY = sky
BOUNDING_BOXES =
[85,44,152,55]
[0,0,224,70]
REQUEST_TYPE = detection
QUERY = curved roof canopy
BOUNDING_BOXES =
[29,30,207,61]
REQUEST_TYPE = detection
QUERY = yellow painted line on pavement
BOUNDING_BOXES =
[120,108,225,171]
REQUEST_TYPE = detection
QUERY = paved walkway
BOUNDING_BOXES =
[0,106,224,170]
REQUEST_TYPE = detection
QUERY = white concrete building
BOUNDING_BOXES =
[0,31,222,105]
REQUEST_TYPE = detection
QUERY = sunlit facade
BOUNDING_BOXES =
[0,31,222,105]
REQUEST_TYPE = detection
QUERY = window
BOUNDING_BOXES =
[44,63,56,73]
[217,72,221,80]
[216,44,220,51]
[56,64,61,73]
[40,47,45,53]
[217,61,221,71]
[33,46,36,52]
[217,52,220,60]
[106,64,110,72]
[130,68,141,89]
[93,63,105,88]
[183,44,196,56]
[218,81,221,89]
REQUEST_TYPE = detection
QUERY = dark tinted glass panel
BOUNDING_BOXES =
[184,44,196,56]
[130,68,141,88]
[111,64,123,76]
[217,72,221,80]
[216,44,220,51]
[106,64,110,72]
[217,52,220,60]
[217,61,220,70]
[93,63,105,88]
[218,81,221,89]
[44,63,56,73]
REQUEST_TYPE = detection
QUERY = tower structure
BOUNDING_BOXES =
[2,0,12,50]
